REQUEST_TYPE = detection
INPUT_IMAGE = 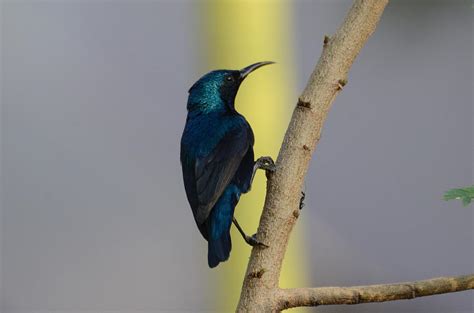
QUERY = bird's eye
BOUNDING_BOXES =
[226,76,233,82]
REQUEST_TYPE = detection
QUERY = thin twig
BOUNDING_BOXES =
[276,275,474,310]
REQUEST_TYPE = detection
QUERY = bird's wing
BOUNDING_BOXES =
[194,125,252,225]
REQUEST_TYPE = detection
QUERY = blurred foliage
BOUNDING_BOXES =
[444,185,474,206]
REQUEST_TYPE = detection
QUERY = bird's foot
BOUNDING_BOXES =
[245,233,269,248]
[233,218,268,248]
[255,156,276,173]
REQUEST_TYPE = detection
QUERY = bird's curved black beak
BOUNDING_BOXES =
[239,61,275,81]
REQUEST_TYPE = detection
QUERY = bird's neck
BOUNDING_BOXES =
[188,87,237,114]
[187,99,236,116]
[187,108,234,121]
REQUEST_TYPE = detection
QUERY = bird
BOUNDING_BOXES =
[180,61,275,268]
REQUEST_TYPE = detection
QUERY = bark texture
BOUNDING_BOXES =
[236,0,473,312]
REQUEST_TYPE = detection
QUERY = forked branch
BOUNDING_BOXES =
[236,0,473,312]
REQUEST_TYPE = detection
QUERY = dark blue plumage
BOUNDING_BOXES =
[180,62,273,268]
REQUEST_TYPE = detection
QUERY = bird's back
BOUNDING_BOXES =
[180,111,254,239]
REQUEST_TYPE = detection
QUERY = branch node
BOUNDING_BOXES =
[299,191,306,210]
[279,299,291,311]
[297,98,312,109]
[337,78,348,90]
[248,268,266,279]
[406,284,416,299]
[293,209,300,218]
[303,144,310,151]
[323,35,331,47]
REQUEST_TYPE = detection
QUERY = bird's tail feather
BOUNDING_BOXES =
[206,184,240,268]
[208,232,231,268]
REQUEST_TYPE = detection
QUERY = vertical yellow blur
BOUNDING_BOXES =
[199,0,308,311]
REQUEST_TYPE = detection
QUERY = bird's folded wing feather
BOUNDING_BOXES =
[194,126,251,225]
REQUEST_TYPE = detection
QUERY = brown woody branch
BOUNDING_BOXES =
[277,275,474,310]
[236,0,473,312]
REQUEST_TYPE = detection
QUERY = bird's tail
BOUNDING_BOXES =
[208,232,232,268]
[207,184,240,268]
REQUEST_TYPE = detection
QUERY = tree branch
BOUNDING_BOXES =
[236,0,473,311]
[276,275,474,310]
[237,0,390,311]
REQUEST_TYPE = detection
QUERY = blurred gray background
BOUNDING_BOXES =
[1,0,472,312]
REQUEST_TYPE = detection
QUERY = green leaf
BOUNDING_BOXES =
[462,197,471,206]
[444,185,474,207]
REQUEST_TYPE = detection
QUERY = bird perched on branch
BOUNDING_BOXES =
[180,62,275,268]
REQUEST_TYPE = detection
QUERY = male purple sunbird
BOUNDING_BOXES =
[180,62,275,268]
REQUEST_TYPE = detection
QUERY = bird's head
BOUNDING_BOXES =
[187,61,274,113]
